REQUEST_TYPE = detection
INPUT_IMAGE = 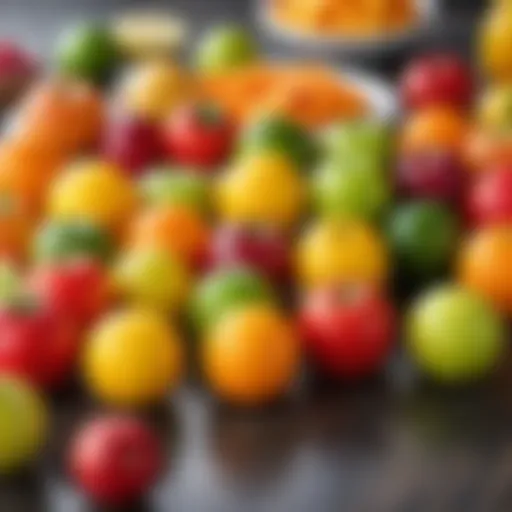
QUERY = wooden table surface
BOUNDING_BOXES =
[0,1,504,511]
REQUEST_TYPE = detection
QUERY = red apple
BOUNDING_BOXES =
[299,285,396,378]
[0,41,37,105]
[0,303,78,389]
[27,259,111,328]
[163,103,235,168]
[102,111,163,174]
[396,150,464,203]
[208,224,290,283]
[68,416,162,505]
[467,165,512,226]
[400,53,473,110]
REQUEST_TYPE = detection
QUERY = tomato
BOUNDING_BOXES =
[47,159,137,234]
[118,60,193,121]
[113,247,190,314]
[0,377,47,473]
[467,165,512,226]
[191,267,275,331]
[296,219,389,289]
[400,106,468,154]
[299,285,396,378]
[459,226,512,314]
[128,205,210,269]
[163,103,235,168]
[33,220,113,264]
[0,303,78,389]
[216,152,305,228]
[407,284,505,382]
[14,78,104,155]
[399,53,473,110]
[68,416,162,505]
[84,308,182,406]
[202,305,300,405]
[27,259,111,328]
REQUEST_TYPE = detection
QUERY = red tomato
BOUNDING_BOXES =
[0,304,78,388]
[163,103,235,168]
[299,285,396,378]
[467,165,512,226]
[27,259,111,327]
[68,416,162,505]
[400,54,473,110]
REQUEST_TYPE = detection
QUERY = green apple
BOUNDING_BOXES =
[240,116,317,170]
[321,119,392,168]
[191,267,275,330]
[407,284,505,383]
[57,23,120,83]
[387,201,458,278]
[195,24,258,75]
[114,247,190,313]
[0,378,48,473]
[312,158,391,221]
[139,169,210,214]
[33,220,113,264]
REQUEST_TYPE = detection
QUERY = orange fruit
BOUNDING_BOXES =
[0,195,32,261]
[13,78,104,155]
[459,226,512,313]
[0,138,66,216]
[128,205,210,268]
[401,106,468,154]
[464,129,512,172]
[202,304,300,405]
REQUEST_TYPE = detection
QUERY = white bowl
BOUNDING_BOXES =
[258,0,439,55]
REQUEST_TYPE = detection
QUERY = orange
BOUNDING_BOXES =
[128,205,210,268]
[13,78,104,155]
[401,106,468,154]
[464,129,512,172]
[459,226,512,313]
[202,304,300,405]
[0,195,32,261]
[0,138,66,216]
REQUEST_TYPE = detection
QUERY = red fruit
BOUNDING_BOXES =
[27,259,110,327]
[0,304,78,388]
[208,224,290,283]
[0,41,37,103]
[467,165,512,226]
[163,103,235,168]
[69,416,162,505]
[299,285,396,378]
[102,112,163,174]
[400,54,473,110]
[396,151,464,203]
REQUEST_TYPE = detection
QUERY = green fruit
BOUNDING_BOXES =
[407,285,505,382]
[195,24,258,74]
[114,247,190,313]
[0,378,47,473]
[312,159,391,221]
[57,23,120,83]
[240,116,317,170]
[140,169,210,213]
[387,202,458,278]
[322,119,392,168]
[33,221,113,264]
[191,267,275,330]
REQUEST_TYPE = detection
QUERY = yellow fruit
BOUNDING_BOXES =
[84,308,182,406]
[478,85,512,133]
[48,159,137,233]
[296,219,389,289]
[480,3,512,82]
[216,152,305,228]
[113,247,190,313]
[118,59,193,120]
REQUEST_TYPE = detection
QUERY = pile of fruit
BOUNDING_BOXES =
[0,2,511,506]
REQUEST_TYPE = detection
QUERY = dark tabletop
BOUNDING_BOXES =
[1,1,507,512]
